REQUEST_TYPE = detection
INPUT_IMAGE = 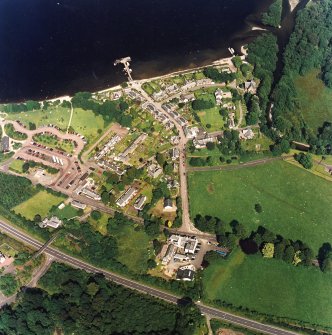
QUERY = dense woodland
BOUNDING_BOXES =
[271,0,332,153]
[0,263,205,335]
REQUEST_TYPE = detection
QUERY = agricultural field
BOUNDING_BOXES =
[188,160,332,251]
[203,250,332,328]
[13,190,64,220]
[295,69,332,132]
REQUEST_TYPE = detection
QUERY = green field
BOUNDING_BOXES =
[203,250,332,328]
[53,205,78,220]
[13,190,64,220]
[114,225,151,274]
[295,69,332,131]
[188,160,332,251]
[6,106,106,144]
[9,159,25,173]
[193,90,224,131]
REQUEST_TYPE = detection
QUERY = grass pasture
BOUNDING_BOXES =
[114,225,151,274]
[13,190,64,220]
[203,250,332,328]
[188,160,332,251]
[295,69,332,131]
[53,205,79,220]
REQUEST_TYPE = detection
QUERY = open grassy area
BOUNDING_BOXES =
[193,90,224,131]
[114,225,151,274]
[33,133,74,153]
[203,250,332,328]
[188,160,332,251]
[13,190,64,220]
[6,106,106,144]
[9,159,25,173]
[53,205,79,220]
[295,69,332,132]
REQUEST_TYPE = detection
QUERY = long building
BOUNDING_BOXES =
[116,187,138,207]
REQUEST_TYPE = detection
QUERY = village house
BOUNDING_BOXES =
[181,80,196,91]
[176,265,196,281]
[147,163,163,179]
[163,198,173,211]
[116,187,138,207]
[171,147,180,161]
[193,135,216,149]
[180,93,195,103]
[165,84,178,94]
[134,195,146,211]
[1,136,10,153]
[152,91,167,101]
[183,126,199,139]
[162,244,175,265]
[82,188,101,201]
[71,200,86,210]
[40,216,62,229]
[110,90,123,100]
[215,89,223,105]
[240,128,255,140]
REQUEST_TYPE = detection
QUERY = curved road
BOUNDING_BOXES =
[0,220,300,335]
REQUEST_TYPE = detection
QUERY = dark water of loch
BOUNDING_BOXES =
[0,0,274,102]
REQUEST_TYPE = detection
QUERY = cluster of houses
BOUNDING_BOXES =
[115,133,148,163]
[151,77,215,102]
[142,102,175,131]
[115,186,147,211]
[94,135,122,161]
[161,234,200,281]
[160,103,189,127]
[39,216,62,229]
[75,178,101,201]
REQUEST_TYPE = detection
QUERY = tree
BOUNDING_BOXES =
[254,203,262,213]
[262,243,274,258]
[0,274,19,296]
[34,214,42,223]
[101,191,110,205]
[322,253,332,272]
[292,250,302,266]
[147,259,157,269]
[156,152,165,166]
[295,153,313,169]
[231,221,246,238]
[283,245,295,263]
[206,142,215,151]
[192,99,215,110]
[91,210,101,220]
[22,162,30,173]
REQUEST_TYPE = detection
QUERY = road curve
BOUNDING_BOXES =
[0,220,300,335]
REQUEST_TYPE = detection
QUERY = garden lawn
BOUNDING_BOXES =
[114,225,151,274]
[188,160,332,251]
[53,205,78,220]
[197,107,224,131]
[295,69,332,132]
[13,190,64,220]
[203,250,332,328]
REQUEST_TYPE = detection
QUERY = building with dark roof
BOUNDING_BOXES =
[1,136,9,153]
[176,267,195,281]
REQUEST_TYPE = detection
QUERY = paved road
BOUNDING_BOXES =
[0,220,300,335]
[131,83,201,234]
